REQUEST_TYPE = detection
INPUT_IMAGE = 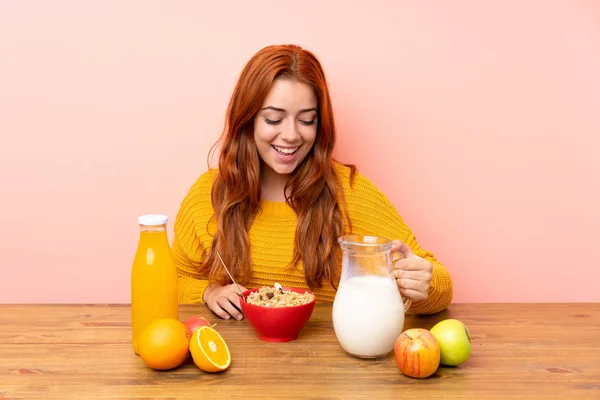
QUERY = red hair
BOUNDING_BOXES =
[203,44,355,290]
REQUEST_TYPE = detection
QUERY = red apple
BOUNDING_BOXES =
[183,316,210,338]
[394,328,441,379]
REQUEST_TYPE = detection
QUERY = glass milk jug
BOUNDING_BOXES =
[332,235,412,358]
[131,214,179,355]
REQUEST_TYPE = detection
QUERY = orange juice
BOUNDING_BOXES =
[131,214,179,355]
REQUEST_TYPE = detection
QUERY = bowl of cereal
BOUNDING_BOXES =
[239,283,316,342]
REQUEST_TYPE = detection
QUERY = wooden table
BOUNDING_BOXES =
[0,303,599,399]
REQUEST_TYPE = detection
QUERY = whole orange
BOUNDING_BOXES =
[138,318,190,370]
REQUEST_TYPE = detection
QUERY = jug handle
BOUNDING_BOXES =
[392,256,413,312]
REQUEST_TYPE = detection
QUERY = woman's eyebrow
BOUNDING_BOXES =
[260,106,284,112]
[260,106,318,113]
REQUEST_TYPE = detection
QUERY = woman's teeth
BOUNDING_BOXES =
[273,145,299,154]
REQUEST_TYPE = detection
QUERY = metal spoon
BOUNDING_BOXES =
[215,250,246,301]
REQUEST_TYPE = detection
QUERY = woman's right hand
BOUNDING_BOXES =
[203,283,247,321]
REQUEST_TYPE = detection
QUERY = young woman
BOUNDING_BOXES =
[172,44,453,320]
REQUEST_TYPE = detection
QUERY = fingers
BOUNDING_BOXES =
[216,297,244,321]
[208,299,233,320]
[208,297,242,321]
[394,267,432,281]
[393,268,431,302]
[393,257,434,275]
[395,275,430,293]
[237,285,249,297]
[394,258,424,271]
[227,291,244,317]
[391,240,415,259]
[229,284,248,312]
[398,287,428,302]
[206,284,247,321]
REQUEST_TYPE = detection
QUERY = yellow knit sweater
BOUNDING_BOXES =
[173,162,453,315]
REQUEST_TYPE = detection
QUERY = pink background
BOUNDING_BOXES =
[1,1,599,304]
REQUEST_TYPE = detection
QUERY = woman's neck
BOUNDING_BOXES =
[260,166,289,202]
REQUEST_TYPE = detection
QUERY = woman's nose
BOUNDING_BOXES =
[279,120,301,141]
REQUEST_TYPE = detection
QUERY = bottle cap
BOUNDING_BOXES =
[138,214,168,226]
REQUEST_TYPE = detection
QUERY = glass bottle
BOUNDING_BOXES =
[131,214,179,355]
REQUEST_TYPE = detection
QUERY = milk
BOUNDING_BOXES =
[332,274,405,358]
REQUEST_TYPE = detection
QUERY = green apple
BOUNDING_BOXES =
[430,319,471,366]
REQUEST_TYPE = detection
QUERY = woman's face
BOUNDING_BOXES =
[253,78,318,179]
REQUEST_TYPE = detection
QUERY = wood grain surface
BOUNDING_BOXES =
[1,303,599,399]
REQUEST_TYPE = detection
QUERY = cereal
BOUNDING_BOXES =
[246,284,315,307]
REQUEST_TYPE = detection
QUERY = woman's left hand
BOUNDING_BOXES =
[391,240,433,302]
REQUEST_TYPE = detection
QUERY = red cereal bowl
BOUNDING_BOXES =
[239,287,316,342]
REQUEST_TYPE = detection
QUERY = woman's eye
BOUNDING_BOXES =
[300,119,316,126]
[265,118,282,125]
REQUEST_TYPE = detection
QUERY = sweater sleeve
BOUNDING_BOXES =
[172,230,209,305]
[172,174,214,305]
[342,168,453,315]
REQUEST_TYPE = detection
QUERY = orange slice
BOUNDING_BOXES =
[189,325,231,372]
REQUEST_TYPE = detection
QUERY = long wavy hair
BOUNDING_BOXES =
[203,44,355,290]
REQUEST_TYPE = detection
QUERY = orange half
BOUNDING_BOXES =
[190,325,231,372]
